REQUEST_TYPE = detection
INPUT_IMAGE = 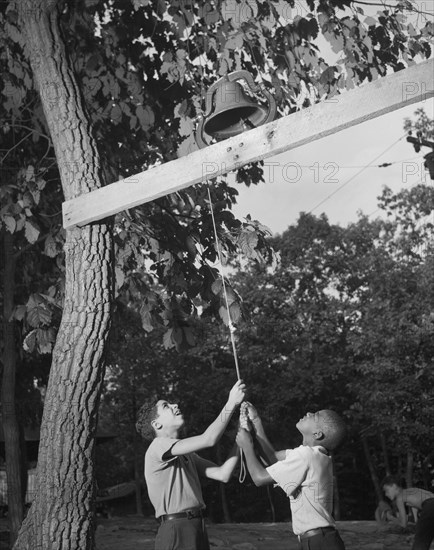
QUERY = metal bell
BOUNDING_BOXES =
[196,70,276,148]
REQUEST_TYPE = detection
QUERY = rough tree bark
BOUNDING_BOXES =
[1,231,24,547]
[13,1,114,548]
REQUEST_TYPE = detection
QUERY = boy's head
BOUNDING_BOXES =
[296,409,346,451]
[136,398,184,439]
[382,476,403,500]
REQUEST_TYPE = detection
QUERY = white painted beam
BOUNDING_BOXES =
[63,59,434,228]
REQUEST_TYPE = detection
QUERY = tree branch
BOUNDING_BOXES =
[351,0,433,17]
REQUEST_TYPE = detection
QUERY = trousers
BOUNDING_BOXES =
[154,516,210,550]
[299,529,346,550]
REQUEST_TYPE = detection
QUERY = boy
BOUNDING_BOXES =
[382,476,434,550]
[236,404,347,550]
[136,379,245,550]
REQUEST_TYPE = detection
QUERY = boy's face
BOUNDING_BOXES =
[152,400,184,432]
[296,411,324,435]
[383,483,399,500]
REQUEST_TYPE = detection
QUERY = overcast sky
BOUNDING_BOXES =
[230,0,433,235]
[231,100,433,234]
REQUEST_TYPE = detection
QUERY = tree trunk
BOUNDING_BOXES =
[215,443,231,522]
[422,451,434,490]
[132,392,143,516]
[405,450,414,489]
[13,1,114,548]
[1,230,24,546]
[397,454,403,481]
[380,431,391,476]
[332,455,341,520]
[361,434,382,502]
[133,435,143,516]
[266,485,276,523]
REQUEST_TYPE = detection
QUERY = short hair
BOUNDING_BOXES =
[381,475,403,489]
[318,410,347,451]
[136,398,159,440]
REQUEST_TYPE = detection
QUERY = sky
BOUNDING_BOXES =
[230,0,434,235]
[231,100,433,235]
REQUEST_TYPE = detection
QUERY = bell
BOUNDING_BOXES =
[204,80,268,139]
[196,70,276,148]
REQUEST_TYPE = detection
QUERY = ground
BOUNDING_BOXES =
[0,516,416,549]
[95,516,416,550]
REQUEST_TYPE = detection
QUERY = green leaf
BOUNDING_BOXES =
[3,215,16,233]
[25,220,40,244]
[44,234,58,258]
[211,278,223,295]
[140,305,154,332]
[364,16,377,27]
[136,105,155,130]
[25,165,35,182]
[110,104,123,124]
[26,294,52,327]
[238,229,259,258]
[36,328,55,354]
[23,330,37,353]
[219,301,241,326]
[132,0,151,11]
[163,328,175,349]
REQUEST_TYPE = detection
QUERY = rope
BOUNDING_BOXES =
[206,183,247,481]
[206,185,241,380]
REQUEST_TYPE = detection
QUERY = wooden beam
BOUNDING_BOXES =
[63,59,434,228]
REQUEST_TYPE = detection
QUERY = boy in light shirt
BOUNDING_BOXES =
[237,404,347,550]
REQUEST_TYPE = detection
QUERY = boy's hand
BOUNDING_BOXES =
[236,428,253,449]
[228,380,246,407]
[244,402,262,426]
[239,402,250,431]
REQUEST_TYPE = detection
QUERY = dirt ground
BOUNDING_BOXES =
[0,515,416,549]
[95,515,416,550]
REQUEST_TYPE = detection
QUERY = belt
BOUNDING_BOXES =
[298,526,336,540]
[158,508,205,523]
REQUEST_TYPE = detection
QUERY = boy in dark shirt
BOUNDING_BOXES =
[136,379,245,550]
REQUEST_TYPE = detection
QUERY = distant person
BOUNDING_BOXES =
[374,499,396,525]
[236,404,347,550]
[382,476,434,550]
[136,380,245,550]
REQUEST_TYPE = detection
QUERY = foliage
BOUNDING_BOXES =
[2,0,433,352]
[0,2,64,357]
[404,107,434,142]
[59,0,433,349]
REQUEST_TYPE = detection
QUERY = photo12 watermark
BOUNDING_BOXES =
[203,160,341,184]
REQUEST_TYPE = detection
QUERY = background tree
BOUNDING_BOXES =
[0,4,62,542]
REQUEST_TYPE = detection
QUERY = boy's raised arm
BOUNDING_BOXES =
[170,380,246,456]
[194,443,240,483]
[244,402,285,464]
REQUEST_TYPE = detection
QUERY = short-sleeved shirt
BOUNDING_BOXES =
[145,437,205,518]
[266,445,335,535]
